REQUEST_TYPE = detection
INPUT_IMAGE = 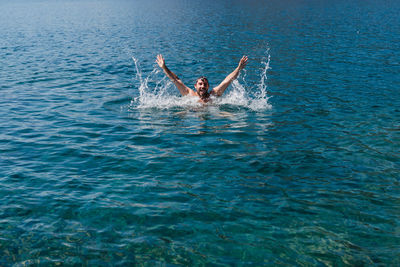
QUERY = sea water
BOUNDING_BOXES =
[1,0,399,265]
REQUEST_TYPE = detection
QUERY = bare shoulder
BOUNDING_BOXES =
[188,89,197,96]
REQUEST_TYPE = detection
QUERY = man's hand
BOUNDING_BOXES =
[238,56,248,70]
[156,54,166,69]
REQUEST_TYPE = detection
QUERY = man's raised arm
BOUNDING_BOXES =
[211,56,248,97]
[156,54,193,96]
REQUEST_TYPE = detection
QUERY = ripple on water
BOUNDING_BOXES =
[1,0,400,265]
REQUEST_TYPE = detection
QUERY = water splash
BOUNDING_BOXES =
[251,49,272,110]
[130,57,201,109]
[130,51,272,111]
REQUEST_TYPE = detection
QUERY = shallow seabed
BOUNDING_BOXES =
[1,0,399,265]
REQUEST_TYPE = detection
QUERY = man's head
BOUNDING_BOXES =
[194,76,210,98]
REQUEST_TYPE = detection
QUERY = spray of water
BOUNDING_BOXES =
[130,51,272,111]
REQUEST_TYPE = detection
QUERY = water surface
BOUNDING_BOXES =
[1,0,399,265]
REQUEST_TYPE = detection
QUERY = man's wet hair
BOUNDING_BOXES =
[196,76,209,86]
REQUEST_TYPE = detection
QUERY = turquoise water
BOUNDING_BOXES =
[1,0,399,265]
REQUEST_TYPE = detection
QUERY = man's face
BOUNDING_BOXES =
[195,79,209,96]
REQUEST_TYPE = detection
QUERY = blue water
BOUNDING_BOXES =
[1,0,399,265]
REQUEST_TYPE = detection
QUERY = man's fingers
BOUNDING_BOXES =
[240,56,248,65]
[156,54,165,68]
[238,56,248,69]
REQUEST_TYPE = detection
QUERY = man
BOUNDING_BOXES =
[156,54,248,103]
